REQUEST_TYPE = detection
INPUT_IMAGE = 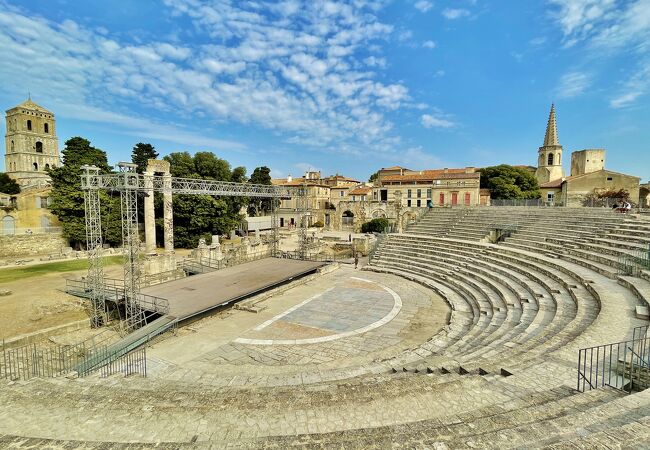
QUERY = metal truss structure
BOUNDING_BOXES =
[81,163,308,330]
[81,173,297,198]
[117,163,146,331]
[82,166,106,328]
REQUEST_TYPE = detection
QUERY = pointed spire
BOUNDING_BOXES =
[543,103,559,147]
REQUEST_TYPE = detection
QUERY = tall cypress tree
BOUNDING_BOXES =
[48,137,121,249]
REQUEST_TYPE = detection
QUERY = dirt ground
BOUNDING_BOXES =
[0,265,123,340]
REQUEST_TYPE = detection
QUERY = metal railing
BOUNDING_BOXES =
[179,249,274,274]
[490,199,548,207]
[368,233,389,263]
[577,333,650,393]
[278,251,349,262]
[618,246,650,276]
[0,340,107,380]
[75,318,177,376]
[65,278,169,315]
[99,346,147,378]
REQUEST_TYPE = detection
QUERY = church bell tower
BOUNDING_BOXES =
[5,97,59,186]
[534,104,565,185]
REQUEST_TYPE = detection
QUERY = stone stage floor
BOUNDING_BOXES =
[145,265,450,387]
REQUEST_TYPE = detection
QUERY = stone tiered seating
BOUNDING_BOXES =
[1,207,650,447]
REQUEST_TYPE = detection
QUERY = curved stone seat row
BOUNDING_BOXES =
[372,235,590,369]
[370,231,645,379]
[1,210,649,447]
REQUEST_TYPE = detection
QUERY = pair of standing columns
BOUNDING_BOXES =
[144,171,173,254]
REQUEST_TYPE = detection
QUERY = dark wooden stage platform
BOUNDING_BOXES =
[141,258,326,320]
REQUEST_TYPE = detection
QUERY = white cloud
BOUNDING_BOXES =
[0,1,413,156]
[399,147,446,169]
[609,62,650,108]
[548,0,617,43]
[398,30,413,42]
[442,8,470,20]
[555,71,592,98]
[414,1,434,13]
[294,162,320,174]
[423,40,437,49]
[547,0,650,107]
[421,113,455,128]
[529,36,547,46]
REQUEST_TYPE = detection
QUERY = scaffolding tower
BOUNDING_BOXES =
[82,165,106,327]
[81,164,307,330]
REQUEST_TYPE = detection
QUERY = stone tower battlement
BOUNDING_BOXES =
[4,98,59,187]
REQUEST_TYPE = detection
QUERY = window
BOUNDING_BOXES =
[35,142,43,153]
[407,189,412,198]
[361,195,366,201]
[407,199,411,207]
[464,192,471,206]
[417,189,421,198]
[607,177,613,181]
[439,193,445,205]
[27,120,32,131]
[547,153,554,165]
[44,123,49,133]
[417,199,421,207]
[547,192,555,202]
[427,188,432,198]
[33,162,38,171]
[339,190,344,197]
[10,141,14,151]
[45,163,50,170]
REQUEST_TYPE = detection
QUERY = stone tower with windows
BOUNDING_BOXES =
[534,104,565,185]
[4,98,59,186]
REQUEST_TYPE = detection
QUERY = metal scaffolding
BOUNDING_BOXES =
[81,163,308,330]
[118,163,146,331]
[82,166,106,327]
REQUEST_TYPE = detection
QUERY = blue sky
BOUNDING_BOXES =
[0,0,648,182]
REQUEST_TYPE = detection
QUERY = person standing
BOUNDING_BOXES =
[354,252,359,269]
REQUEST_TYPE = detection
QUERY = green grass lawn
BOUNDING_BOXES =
[0,255,123,284]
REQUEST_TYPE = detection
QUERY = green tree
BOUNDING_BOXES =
[480,165,541,199]
[131,143,159,173]
[160,151,247,248]
[0,173,20,194]
[48,137,121,249]
[247,166,273,217]
[361,218,390,233]
[368,170,380,183]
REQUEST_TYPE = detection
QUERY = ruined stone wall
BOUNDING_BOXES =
[0,233,68,257]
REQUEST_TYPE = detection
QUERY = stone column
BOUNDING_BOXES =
[143,171,156,254]
[163,173,174,253]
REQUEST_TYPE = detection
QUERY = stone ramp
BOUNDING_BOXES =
[75,316,176,375]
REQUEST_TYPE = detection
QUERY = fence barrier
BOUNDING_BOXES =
[99,346,147,378]
[577,329,650,393]
[618,246,650,276]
